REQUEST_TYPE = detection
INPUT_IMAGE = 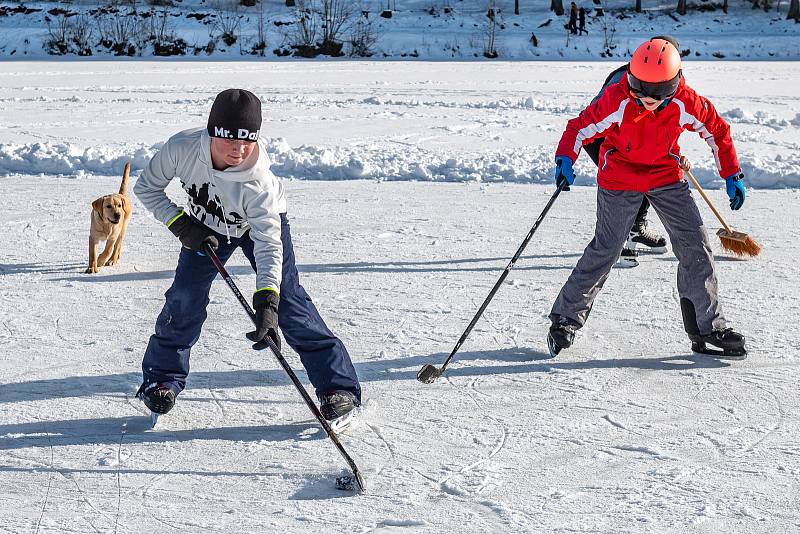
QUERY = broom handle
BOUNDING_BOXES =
[685,169,733,233]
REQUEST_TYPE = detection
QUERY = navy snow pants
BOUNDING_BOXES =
[141,213,361,402]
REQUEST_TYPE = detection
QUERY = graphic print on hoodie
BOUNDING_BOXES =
[182,180,246,229]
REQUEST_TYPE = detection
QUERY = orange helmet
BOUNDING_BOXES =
[627,38,682,100]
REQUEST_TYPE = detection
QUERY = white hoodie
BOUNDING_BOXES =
[134,127,287,292]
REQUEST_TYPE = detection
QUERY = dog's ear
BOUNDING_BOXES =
[121,195,132,214]
[92,197,105,214]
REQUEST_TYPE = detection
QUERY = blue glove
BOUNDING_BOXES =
[725,172,745,210]
[554,156,575,190]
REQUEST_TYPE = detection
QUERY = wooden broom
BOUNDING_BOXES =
[685,168,761,258]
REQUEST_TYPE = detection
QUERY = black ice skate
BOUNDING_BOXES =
[320,390,359,433]
[690,329,747,360]
[616,246,639,268]
[136,382,177,427]
[547,317,580,358]
[680,297,746,361]
[628,221,667,254]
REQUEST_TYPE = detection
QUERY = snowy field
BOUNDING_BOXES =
[1,61,800,532]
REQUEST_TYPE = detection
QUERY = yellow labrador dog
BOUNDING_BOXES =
[86,161,133,274]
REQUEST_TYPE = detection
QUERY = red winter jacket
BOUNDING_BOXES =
[556,76,740,192]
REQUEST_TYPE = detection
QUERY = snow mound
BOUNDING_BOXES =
[0,141,160,177]
[722,108,795,130]
[2,138,799,189]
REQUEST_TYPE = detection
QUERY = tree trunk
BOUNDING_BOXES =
[789,0,800,19]
[676,0,687,15]
[515,0,520,15]
[723,0,728,12]
[551,0,564,16]
[635,0,642,12]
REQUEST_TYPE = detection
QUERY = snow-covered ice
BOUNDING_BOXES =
[1,61,799,532]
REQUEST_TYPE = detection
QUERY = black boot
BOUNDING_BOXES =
[547,317,580,357]
[629,221,667,252]
[616,246,639,268]
[629,198,667,253]
[690,329,747,360]
[319,390,358,421]
[680,297,746,360]
[136,382,177,415]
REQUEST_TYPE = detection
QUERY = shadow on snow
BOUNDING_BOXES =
[29,252,579,283]
[0,348,730,450]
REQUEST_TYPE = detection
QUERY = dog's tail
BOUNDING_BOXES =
[119,161,130,195]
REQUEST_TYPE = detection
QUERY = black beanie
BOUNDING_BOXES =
[207,88,262,141]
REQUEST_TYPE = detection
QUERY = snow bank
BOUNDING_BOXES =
[722,108,797,130]
[3,138,798,188]
[0,142,160,178]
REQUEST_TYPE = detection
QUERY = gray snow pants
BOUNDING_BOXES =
[549,179,726,336]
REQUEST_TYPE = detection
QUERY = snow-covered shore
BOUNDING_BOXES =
[1,0,799,60]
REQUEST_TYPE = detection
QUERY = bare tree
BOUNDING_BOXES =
[44,8,73,54]
[71,14,93,55]
[676,0,687,15]
[149,6,187,55]
[213,1,243,45]
[515,0,519,15]
[635,0,641,12]
[292,0,318,51]
[254,0,267,54]
[789,0,800,19]
[288,0,351,56]
[484,0,498,57]
[723,0,728,13]
[97,0,140,55]
[44,0,93,55]
[551,0,564,16]
[598,0,616,54]
[349,10,379,56]
[318,0,352,53]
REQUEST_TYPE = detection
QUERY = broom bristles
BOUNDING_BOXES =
[718,233,762,258]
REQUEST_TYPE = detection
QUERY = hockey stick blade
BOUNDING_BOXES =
[417,364,441,384]
[203,244,367,494]
[417,183,566,384]
[336,469,367,492]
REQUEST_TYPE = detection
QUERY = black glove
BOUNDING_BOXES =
[246,290,280,351]
[168,212,219,252]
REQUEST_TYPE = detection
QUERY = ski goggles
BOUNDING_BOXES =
[627,71,681,101]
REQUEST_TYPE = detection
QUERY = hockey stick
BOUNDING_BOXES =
[417,182,567,384]
[204,243,366,493]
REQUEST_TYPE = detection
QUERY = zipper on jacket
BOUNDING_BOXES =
[601,148,616,171]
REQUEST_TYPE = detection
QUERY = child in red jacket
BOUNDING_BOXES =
[547,37,747,360]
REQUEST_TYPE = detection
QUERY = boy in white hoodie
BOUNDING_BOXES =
[134,89,361,422]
